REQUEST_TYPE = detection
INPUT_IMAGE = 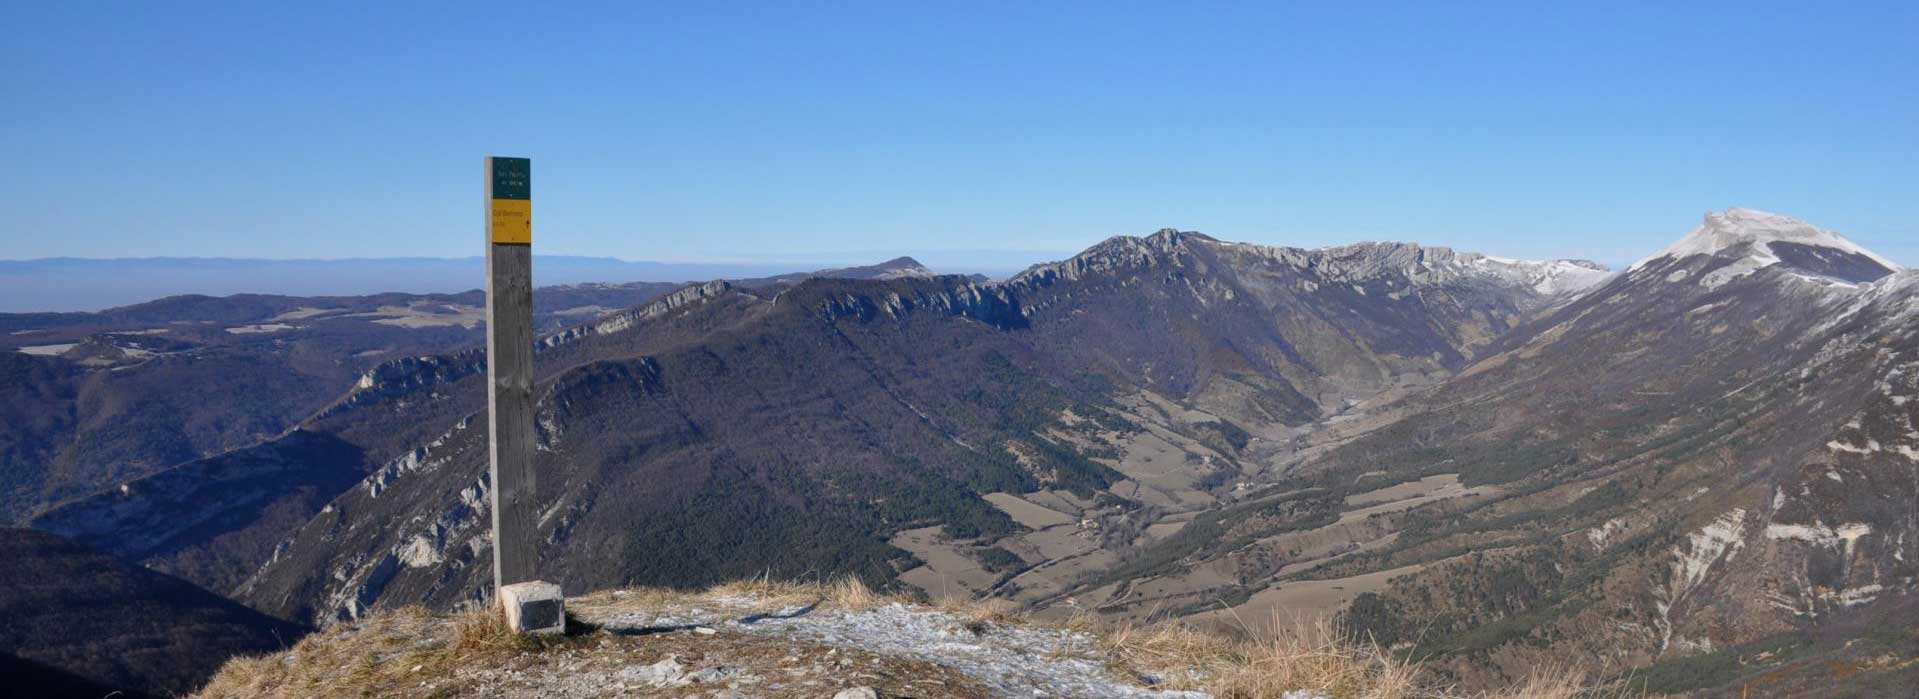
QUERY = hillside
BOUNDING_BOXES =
[1,257,946,523]
[1050,209,1919,694]
[0,528,308,699]
[0,282,682,520]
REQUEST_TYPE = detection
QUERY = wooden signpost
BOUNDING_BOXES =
[484,157,542,598]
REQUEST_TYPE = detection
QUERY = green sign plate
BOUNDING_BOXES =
[491,157,530,200]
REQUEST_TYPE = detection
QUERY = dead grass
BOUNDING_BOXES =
[196,606,584,699]
[1102,617,1419,699]
[827,575,898,609]
[1488,666,1593,699]
[586,574,914,614]
[1100,614,1633,699]
[937,594,1026,634]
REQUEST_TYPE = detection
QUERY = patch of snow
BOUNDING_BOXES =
[1827,439,1881,455]
[1835,584,1884,607]
[15,343,76,355]
[552,305,617,317]
[1687,299,1731,315]
[1468,255,1613,296]
[1787,272,1860,289]
[1697,255,1772,289]
[1672,636,1716,655]
[1765,521,1873,555]
[1655,508,1747,651]
[1674,509,1747,595]
[225,323,296,334]
[1586,518,1626,549]
[873,262,937,279]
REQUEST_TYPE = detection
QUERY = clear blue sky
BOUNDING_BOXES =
[4,2,1914,269]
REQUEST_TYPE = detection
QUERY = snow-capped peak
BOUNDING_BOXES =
[1630,208,1900,273]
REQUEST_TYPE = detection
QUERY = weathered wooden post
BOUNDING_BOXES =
[485,156,563,634]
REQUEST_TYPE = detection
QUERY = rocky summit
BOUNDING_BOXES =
[192,579,1580,699]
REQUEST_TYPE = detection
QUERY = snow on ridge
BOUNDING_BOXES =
[1466,254,1613,296]
[1015,229,1609,297]
[1805,268,1919,337]
[1631,207,1901,273]
[872,260,937,279]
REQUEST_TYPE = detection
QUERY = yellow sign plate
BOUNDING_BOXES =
[490,198,531,244]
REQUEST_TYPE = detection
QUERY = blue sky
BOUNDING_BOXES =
[3,2,1914,269]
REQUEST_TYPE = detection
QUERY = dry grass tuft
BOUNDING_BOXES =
[445,606,545,658]
[195,606,579,699]
[696,573,909,611]
[937,595,1025,634]
[1104,617,1419,699]
[1476,665,1639,699]
[826,575,894,610]
[703,574,825,609]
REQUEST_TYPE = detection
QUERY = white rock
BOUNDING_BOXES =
[621,656,686,688]
[833,688,879,699]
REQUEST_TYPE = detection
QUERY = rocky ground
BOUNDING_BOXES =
[194,580,1589,699]
[564,589,1209,699]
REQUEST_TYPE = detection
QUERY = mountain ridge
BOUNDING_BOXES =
[15,210,1919,697]
[208,227,1644,630]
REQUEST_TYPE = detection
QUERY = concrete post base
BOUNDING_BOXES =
[499,580,565,635]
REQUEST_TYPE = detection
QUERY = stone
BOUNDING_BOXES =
[621,656,686,688]
[832,688,879,699]
[499,580,565,635]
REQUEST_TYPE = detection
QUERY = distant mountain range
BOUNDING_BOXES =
[0,256,943,523]
[7,211,1918,696]
[0,253,1016,312]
